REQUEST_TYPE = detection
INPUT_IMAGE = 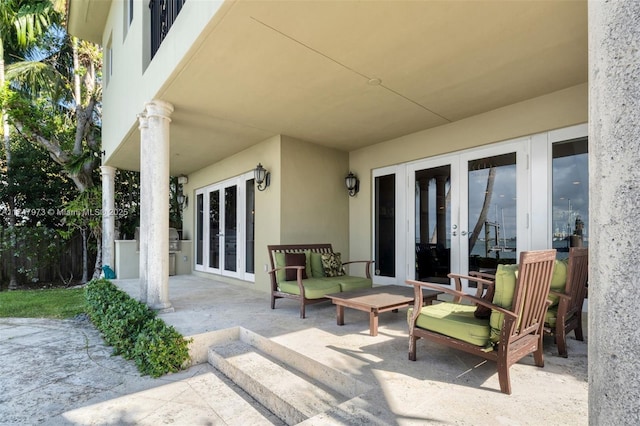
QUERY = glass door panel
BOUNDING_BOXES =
[467,153,518,273]
[552,137,588,259]
[414,165,451,283]
[209,190,220,270]
[224,185,237,273]
[196,193,204,267]
[375,174,396,277]
[245,179,255,274]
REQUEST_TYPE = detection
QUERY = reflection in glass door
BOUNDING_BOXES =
[375,174,396,277]
[414,165,451,283]
[224,185,237,273]
[552,137,588,259]
[405,140,526,290]
[467,153,518,273]
[209,189,220,270]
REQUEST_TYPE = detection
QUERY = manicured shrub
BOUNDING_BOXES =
[85,279,191,377]
[133,317,191,377]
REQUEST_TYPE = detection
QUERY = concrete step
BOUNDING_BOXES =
[203,327,371,425]
[209,340,347,425]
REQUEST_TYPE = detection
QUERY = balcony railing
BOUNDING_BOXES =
[150,0,186,59]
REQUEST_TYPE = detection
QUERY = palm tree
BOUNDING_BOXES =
[5,17,103,282]
[0,0,58,289]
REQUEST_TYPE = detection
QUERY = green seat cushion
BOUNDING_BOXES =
[548,259,568,306]
[545,305,558,327]
[489,264,519,343]
[322,276,373,292]
[410,303,491,347]
[310,252,326,278]
[278,278,341,299]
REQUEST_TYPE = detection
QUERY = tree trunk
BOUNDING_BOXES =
[81,227,88,283]
[93,231,102,280]
[1,58,19,290]
[469,166,496,252]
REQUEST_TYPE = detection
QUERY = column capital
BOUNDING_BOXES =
[137,112,149,129]
[144,100,174,121]
[100,165,116,177]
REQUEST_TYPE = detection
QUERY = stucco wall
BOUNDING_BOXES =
[179,135,350,292]
[100,0,226,161]
[347,83,588,265]
[182,135,281,293]
[280,136,350,254]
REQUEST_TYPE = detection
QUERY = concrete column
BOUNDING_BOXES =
[138,113,149,303]
[142,100,174,312]
[100,166,116,271]
[589,1,640,423]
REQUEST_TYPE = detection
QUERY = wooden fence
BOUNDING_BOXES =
[0,230,97,289]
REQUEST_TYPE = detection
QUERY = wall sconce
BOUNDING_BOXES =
[177,175,188,209]
[345,172,359,197]
[254,163,270,191]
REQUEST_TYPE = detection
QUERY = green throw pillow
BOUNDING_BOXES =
[274,252,286,283]
[310,252,326,278]
[548,259,568,306]
[489,264,519,343]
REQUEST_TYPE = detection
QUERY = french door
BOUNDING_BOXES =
[374,139,529,291]
[195,173,255,281]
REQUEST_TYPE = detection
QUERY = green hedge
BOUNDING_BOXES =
[85,279,191,377]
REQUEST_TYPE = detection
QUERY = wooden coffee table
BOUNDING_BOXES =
[325,285,443,336]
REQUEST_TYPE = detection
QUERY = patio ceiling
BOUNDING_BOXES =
[122,0,588,174]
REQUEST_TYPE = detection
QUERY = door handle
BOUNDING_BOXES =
[461,231,467,236]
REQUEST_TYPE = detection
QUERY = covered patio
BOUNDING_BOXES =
[111,275,587,424]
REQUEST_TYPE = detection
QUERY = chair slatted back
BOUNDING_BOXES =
[565,247,589,318]
[509,250,557,341]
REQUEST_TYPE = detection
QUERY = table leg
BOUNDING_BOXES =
[369,309,379,336]
[336,304,345,326]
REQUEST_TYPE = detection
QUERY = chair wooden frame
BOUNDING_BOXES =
[545,247,589,357]
[408,249,556,394]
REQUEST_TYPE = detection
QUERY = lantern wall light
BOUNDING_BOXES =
[345,172,359,197]
[254,163,271,191]
[177,175,188,209]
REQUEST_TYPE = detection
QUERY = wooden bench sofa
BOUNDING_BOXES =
[267,244,374,318]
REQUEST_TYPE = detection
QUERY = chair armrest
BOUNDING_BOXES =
[447,273,495,302]
[342,260,374,279]
[406,279,517,319]
[469,271,496,281]
[549,290,571,301]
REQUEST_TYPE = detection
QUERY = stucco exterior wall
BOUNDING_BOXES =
[347,83,588,264]
[181,135,281,293]
[280,136,350,254]
[100,0,226,161]
[181,135,350,292]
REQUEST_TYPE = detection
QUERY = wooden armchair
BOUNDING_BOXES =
[408,249,556,394]
[545,247,588,357]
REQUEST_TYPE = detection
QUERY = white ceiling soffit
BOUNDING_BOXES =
[120,0,588,174]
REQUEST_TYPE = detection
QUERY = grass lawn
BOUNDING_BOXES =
[0,288,86,319]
